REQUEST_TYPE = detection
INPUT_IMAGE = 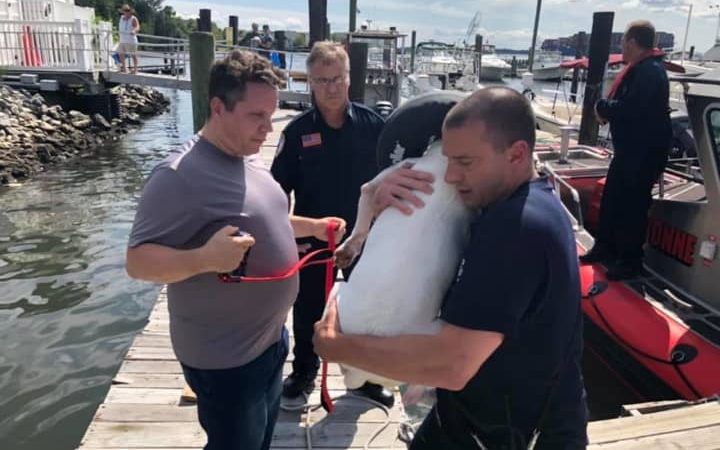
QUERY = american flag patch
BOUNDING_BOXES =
[301,133,322,148]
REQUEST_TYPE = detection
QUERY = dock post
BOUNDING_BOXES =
[475,34,483,82]
[349,0,358,32]
[349,42,368,104]
[511,56,518,78]
[229,15,238,45]
[410,30,416,73]
[579,12,613,146]
[689,45,695,60]
[198,9,211,33]
[275,30,287,69]
[190,32,215,133]
[570,31,586,103]
[308,0,327,46]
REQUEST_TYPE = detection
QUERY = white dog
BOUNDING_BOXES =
[333,139,472,389]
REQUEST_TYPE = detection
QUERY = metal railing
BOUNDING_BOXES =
[0,19,112,71]
[0,21,310,92]
[543,163,585,230]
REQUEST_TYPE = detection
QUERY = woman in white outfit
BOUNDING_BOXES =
[118,4,140,73]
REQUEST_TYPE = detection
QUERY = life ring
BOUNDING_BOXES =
[376,91,465,170]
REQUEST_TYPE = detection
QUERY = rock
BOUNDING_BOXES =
[35,144,53,163]
[92,114,112,130]
[68,110,87,119]
[124,113,141,125]
[38,122,55,132]
[71,118,91,130]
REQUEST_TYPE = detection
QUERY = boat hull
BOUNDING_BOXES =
[578,256,720,401]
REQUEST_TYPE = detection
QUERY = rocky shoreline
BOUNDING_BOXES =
[0,85,170,185]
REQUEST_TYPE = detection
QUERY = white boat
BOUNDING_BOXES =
[478,44,509,81]
[528,50,565,81]
[414,41,475,90]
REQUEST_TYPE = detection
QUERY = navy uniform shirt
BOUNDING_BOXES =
[271,103,384,237]
[595,56,671,160]
[436,177,588,448]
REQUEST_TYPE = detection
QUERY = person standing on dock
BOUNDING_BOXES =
[118,4,140,74]
[270,41,393,407]
[314,87,588,450]
[126,50,345,450]
[581,20,672,280]
[258,24,274,60]
[239,22,261,47]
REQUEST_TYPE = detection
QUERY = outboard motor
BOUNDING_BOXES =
[374,100,394,119]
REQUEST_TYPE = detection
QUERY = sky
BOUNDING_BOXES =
[166,0,720,53]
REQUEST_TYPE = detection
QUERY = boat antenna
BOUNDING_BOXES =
[463,11,482,47]
[528,0,542,72]
[680,3,693,66]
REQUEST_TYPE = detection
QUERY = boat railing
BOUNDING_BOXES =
[543,163,585,231]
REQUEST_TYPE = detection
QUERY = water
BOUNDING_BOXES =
[0,89,193,450]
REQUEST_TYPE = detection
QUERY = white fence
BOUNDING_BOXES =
[0,19,111,71]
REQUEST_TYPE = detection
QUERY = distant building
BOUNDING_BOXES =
[541,30,674,56]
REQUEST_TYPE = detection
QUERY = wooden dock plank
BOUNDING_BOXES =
[80,421,402,448]
[588,424,720,449]
[588,402,720,444]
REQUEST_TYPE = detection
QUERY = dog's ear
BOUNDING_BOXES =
[376,91,465,170]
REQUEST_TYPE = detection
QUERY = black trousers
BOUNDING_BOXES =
[595,150,668,262]
[291,258,351,377]
[291,263,328,376]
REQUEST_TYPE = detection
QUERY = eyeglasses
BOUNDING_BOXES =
[310,75,348,87]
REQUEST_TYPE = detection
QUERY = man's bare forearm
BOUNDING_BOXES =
[332,332,466,390]
[126,244,209,284]
[290,215,319,239]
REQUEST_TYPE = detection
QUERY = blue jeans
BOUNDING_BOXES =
[181,328,289,450]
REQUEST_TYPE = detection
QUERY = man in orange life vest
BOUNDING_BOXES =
[581,20,672,280]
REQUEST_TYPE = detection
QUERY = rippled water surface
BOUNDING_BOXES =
[0,89,192,450]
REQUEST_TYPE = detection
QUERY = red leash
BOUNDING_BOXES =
[320,220,337,413]
[217,221,339,413]
[217,247,333,283]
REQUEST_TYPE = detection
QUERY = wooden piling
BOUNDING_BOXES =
[475,35,483,82]
[349,0,358,32]
[410,30,417,73]
[579,12,614,145]
[189,32,215,133]
[198,9,211,33]
[349,42,368,104]
[229,15,238,46]
[308,0,327,46]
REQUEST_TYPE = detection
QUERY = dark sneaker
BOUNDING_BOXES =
[351,382,395,408]
[606,260,642,281]
[282,372,315,399]
[579,245,615,265]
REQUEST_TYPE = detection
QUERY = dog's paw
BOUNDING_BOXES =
[335,240,361,269]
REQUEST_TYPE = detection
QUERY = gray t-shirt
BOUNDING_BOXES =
[129,136,299,369]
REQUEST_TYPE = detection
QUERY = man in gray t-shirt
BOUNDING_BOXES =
[126,50,345,450]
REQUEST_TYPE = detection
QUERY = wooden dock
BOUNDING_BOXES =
[77,109,720,449]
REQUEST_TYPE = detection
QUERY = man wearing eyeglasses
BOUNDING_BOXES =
[271,41,391,406]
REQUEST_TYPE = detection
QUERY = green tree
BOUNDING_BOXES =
[77,0,216,39]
